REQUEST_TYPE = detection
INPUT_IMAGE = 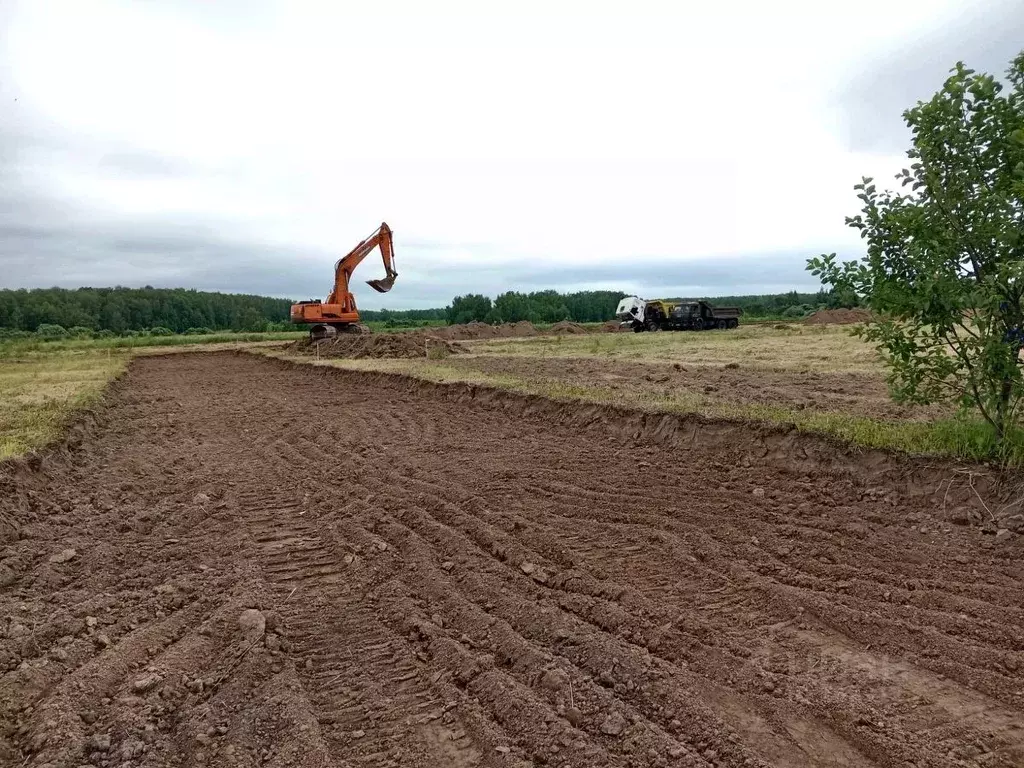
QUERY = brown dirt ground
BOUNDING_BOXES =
[2,353,1023,768]
[443,356,944,421]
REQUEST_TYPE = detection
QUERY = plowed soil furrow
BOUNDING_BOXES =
[2,353,1023,768]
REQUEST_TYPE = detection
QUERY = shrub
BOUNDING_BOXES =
[148,326,174,336]
[35,324,68,338]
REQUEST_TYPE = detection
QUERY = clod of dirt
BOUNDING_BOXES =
[239,609,266,641]
[85,615,98,628]
[48,548,77,563]
[1003,513,1024,532]
[120,737,145,760]
[995,528,1013,543]
[264,610,282,632]
[193,492,210,505]
[600,711,628,736]
[540,668,569,691]
[566,707,584,727]
[440,560,455,571]
[89,733,112,752]
[132,673,162,693]
[752,488,765,498]
[519,561,537,575]
[265,633,281,652]
[529,567,550,584]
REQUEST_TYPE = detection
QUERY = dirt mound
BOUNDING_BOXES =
[2,352,1022,767]
[431,321,542,341]
[600,320,626,332]
[803,308,873,325]
[499,320,540,337]
[295,332,463,359]
[550,320,588,334]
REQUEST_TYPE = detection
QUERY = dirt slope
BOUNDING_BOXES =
[439,356,945,421]
[1,353,1022,767]
[294,332,465,359]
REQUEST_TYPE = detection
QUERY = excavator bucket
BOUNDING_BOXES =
[366,266,398,294]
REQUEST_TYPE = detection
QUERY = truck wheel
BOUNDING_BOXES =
[728,319,739,329]
[717,320,727,330]
[645,318,662,332]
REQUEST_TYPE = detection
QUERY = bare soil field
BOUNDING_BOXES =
[2,353,1023,768]
[439,356,942,421]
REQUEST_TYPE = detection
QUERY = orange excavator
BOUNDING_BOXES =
[290,222,399,340]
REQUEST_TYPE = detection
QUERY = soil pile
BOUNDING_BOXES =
[600,320,626,332]
[550,320,588,335]
[296,332,464,359]
[803,308,873,325]
[431,321,541,341]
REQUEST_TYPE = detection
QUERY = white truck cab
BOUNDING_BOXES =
[615,296,647,326]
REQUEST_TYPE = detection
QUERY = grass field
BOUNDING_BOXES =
[470,323,882,373]
[0,332,299,459]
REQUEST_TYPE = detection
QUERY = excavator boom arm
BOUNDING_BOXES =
[328,222,398,303]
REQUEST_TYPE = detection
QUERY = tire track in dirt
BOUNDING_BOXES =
[2,352,1023,767]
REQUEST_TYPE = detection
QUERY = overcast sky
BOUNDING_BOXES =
[2,1,1023,308]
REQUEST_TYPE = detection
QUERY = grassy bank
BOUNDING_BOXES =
[0,350,128,460]
[0,332,301,459]
[0,331,305,358]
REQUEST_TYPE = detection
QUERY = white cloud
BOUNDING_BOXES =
[1,0,1016,305]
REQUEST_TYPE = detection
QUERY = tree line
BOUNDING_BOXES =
[0,286,856,336]
[445,289,853,325]
[0,287,293,335]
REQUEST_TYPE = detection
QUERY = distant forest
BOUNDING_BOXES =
[444,289,853,325]
[0,286,853,335]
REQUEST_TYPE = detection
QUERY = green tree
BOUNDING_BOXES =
[446,294,492,324]
[809,52,1024,443]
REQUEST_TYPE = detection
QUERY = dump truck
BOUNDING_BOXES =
[615,296,741,332]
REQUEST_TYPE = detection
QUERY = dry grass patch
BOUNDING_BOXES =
[467,324,883,374]
[0,350,128,459]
